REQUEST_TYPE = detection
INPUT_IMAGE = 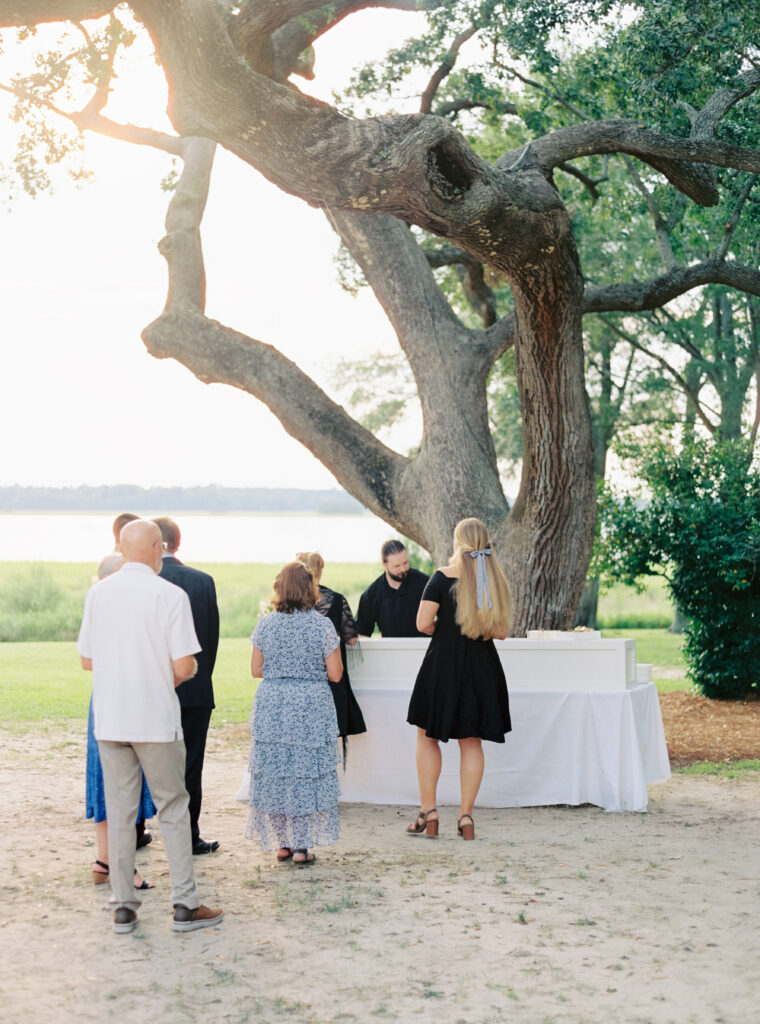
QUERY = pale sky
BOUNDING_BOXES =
[0,9,430,490]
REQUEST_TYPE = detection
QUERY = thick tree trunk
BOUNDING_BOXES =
[328,210,510,565]
[501,231,596,634]
[146,143,595,635]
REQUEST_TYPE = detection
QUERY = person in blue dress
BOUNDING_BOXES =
[246,561,343,865]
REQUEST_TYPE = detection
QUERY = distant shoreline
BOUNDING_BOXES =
[0,509,371,517]
[0,484,365,515]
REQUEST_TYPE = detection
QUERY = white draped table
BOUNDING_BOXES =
[340,636,671,813]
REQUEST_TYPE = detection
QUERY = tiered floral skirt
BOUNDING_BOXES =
[246,676,340,851]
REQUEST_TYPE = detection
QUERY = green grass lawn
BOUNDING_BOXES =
[2,560,682,642]
[597,576,673,629]
[0,637,259,727]
[601,628,689,692]
[0,560,376,641]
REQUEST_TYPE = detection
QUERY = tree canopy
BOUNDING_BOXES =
[2,0,760,633]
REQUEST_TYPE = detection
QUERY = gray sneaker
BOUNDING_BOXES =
[172,903,224,932]
[113,907,137,934]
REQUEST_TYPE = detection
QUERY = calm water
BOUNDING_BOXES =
[0,513,395,563]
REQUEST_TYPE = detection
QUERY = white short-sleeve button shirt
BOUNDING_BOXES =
[78,562,200,742]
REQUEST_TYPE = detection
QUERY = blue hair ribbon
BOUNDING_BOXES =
[469,548,493,610]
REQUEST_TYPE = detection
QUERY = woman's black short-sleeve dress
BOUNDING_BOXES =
[406,570,511,743]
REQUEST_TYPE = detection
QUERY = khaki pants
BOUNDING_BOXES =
[98,738,200,913]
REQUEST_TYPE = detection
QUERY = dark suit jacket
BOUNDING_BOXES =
[159,556,219,709]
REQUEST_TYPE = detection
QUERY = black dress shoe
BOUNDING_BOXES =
[136,831,153,850]
[192,839,220,855]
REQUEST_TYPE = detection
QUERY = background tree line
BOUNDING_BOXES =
[0,485,364,514]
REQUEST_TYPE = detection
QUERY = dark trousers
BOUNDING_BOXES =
[180,706,213,843]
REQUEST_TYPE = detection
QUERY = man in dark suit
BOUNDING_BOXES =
[153,517,220,855]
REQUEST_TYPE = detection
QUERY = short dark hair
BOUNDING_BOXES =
[272,561,318,613]
[381,539,406,562]
[152,516,180,552]
[112,512,139,543]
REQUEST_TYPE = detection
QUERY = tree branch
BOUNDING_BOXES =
[0,1,113,24]
[494,59,590,122]
[556,160,606,202]
[597,315,716,435]
[230,0,424,80]
[144,308,409,523]
[519,119,760,206]
[419,26,477,115]
[483,313,515,358]
[145,133,408,522]
[684,67,760,140]
[716,174,758,261]
[79,12,119,117]
[435,98,518,119]
[423,244,498,326]
[646,306,708,368]
[0,78,184,153]
[583,260,760,314]
[620,153,677,269]
[158,136,215,311]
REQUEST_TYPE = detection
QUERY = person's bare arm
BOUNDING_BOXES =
[251,647,264,678]
[325,647,343,682]
[173,655,197,687]
[416,599,439,635]
[80,656,92,671]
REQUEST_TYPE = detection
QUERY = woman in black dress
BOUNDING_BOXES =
[406,518,512,840]
[297,552,367,762]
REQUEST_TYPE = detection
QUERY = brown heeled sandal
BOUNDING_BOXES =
[91,861,156,890]
[406,808,439,838]
[92,859,110,885]
[457,814,475,840]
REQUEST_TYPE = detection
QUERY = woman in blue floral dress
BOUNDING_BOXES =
[246,561,343,865]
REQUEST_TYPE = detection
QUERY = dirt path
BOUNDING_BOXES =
[1,721,759,1024]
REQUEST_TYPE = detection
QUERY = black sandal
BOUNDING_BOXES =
[406,808,439,838]
[92,860,156,889]
[293,849,316,865]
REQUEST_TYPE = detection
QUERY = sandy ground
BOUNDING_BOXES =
[1,721,759,1024]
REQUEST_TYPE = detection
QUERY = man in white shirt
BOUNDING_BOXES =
[78,519,223,935]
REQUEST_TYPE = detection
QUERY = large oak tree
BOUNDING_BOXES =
[2,0,760,634]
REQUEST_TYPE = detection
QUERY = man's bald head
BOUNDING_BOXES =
[120,519,163,572]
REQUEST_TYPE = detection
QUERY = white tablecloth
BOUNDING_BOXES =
[339,683,670,812]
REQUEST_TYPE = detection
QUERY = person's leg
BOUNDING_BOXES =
[98,740,143,912]
[135,739,199,910]
[181,706,213,844]
[416,728,441,819]
[458,737,484,817]
[93,819,109,879]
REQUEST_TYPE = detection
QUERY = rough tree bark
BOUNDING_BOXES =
[4,0,760,632]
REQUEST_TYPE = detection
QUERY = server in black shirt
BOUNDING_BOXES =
[356,540,430,638]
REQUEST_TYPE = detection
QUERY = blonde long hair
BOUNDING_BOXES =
[451,519,512,639]
[296,551,324,583]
